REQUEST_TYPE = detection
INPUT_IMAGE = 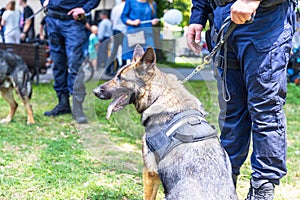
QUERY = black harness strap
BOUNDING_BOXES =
[146,110,218,162]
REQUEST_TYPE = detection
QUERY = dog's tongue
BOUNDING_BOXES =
[106,95,127,120]
[106,104,114,120]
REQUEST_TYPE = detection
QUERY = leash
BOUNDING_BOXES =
[182,16,236,83]
[182,15,254,102]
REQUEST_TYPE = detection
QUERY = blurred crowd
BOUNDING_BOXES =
[0,0,159,77]
[0,0,159,124]
[0,0,35,43]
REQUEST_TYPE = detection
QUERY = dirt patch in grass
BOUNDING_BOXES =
[75,122,143,173]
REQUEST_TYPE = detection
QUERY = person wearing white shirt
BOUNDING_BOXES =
[1,1,20,44]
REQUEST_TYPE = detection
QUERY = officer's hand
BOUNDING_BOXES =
[186,24,203,54]
[68,8,85,21]
[230,0,260,24]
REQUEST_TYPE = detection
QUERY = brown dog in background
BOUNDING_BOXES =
[0,49,34,124]
[93,45,237,200]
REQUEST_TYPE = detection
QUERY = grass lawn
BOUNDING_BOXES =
[0,79,299,199]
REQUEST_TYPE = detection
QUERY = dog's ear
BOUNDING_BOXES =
[135,47,156,76]
[141,47,156,65]
[132,44,145,62]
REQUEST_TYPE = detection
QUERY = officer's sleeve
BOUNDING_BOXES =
[83,0,101,13]
[189,0,212,26]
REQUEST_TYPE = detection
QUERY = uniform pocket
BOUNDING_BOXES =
[254,32,292,83]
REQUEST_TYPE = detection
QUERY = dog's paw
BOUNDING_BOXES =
[27,121,35,125]
[0,118,12,124]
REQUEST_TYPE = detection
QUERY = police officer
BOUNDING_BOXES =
[40,0,100,123]
[187,0,296,199]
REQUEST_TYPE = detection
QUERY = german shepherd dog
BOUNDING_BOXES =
[93,45,238,200]
[0,49,34,124]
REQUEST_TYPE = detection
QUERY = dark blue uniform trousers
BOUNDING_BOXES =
[46,17,86,97]
[213,1,295,184]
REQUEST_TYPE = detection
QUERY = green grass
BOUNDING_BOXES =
[0,80,299,199]
[158,61,197,68]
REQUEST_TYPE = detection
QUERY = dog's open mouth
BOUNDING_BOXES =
[106,93,132,120]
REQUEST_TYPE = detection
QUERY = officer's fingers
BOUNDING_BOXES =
[245,13,252,21]
[186,25,202,54]
[189,40,202,55]
[193,28,201,43]
[230,12,249,24]
[186,24,202,41]
[231,0,258,24]
[186,34,201,54]
[67,10,74,15]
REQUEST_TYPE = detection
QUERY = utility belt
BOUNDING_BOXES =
[47,9,73,20]
[206,0,293,69]
[210,0,291,8]
[47,9,86,22]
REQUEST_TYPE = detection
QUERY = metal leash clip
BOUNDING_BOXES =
[182,14,255,83]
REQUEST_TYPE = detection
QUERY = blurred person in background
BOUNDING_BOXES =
[0,7,5,43]
[105,0,127,75]
[88,25,99,71]
[121,0,159,61]
[19,0,35,42]
[39,16,48,41]
[41,0,100,123]
[97,10,112,74]
[1,1,20,44]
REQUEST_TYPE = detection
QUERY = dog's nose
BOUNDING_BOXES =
[93,87,101,98]
[93,86,112,100]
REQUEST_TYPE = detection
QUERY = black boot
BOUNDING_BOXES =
[44,93,71,116]
[246,178,275,200]
[72,95,87,124]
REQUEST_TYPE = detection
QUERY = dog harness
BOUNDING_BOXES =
[146,110,218,161]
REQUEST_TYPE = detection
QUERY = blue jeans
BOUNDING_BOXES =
[46,17,86,96]
[213,1,295,184]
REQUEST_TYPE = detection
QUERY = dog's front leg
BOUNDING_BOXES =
[143,167,160,200]
[22,96,34,125]
[0,87,18,123]
[142,134,161,200]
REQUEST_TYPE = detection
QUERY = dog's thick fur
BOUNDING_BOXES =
[0,49,34,124]
[93,45,238,200]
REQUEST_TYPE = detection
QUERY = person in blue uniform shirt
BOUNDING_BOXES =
[121,0,159,61]
[186,0,296,199]
[40,0,100,123]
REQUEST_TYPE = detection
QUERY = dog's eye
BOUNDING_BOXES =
[115,74,121,81]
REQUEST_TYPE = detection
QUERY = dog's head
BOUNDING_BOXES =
[93,45,158,120]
